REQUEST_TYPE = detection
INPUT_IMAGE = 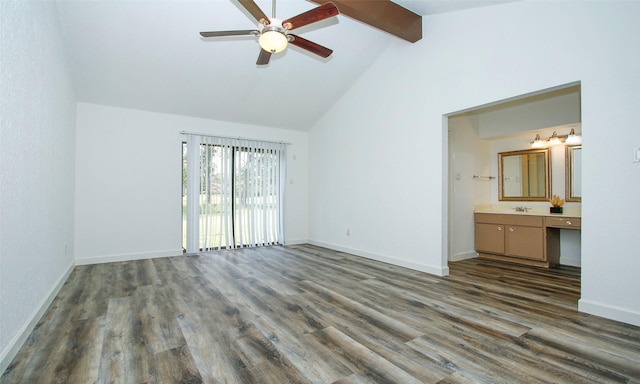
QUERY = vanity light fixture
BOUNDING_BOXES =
[531,128,582,148]
[565,128,582,145]
[548,131,562,146]
[531,134,547,148]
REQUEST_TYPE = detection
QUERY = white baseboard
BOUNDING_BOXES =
[308,240,449,277]
[284,238,310,246]
[449,250,477,262]
[0,259,75,375]
[579,298,640,327]
[75,248,183,265]
[559,256,581,267]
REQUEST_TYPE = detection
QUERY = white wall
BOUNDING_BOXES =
[0,1,76,371]
[477,91,581,139]
[309,1,640,325]
[74,103,309,264]
[448,115,491,261]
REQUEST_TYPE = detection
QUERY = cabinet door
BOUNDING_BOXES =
[505,225,544,260]
[475,223,505,254]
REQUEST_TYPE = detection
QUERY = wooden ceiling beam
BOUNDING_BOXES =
[309,0,422,43]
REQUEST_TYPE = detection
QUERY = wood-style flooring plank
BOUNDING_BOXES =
[162,276,255,384]
[4,244,640,384]
[99,296,154,383]
[293,290,454,382]
[317,326,425,384]
[1,267,107,383]
[150,345,204,383]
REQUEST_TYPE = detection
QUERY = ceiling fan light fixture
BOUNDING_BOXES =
[259,30,288,53]
[199,0,339,64]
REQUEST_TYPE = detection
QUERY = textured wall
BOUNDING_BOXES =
[0,0,76,368]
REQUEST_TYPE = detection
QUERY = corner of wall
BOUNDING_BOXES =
[0,260,75,374]
[578,299,640,328]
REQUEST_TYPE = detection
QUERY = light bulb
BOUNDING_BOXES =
[531,134,546,148]
[259,30,288,53]
[548,131,562,146]
[565,128,582,145]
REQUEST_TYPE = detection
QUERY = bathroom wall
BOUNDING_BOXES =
[448,115,491,261]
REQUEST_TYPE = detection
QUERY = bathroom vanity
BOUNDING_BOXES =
[474,211,581,268]
[472,143,582,268]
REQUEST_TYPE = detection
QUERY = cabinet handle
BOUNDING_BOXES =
[566,221,572,225]
[497,226,502,231]
[509,227,514,232]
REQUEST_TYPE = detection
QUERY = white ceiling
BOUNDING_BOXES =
[55,0,514,131]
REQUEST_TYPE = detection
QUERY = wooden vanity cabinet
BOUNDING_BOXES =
[474,213,550,267]
[475,222,505,254]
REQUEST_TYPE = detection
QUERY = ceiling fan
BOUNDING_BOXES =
[200,0,339,65]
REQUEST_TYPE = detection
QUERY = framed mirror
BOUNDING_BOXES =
[565,145,582,202]
[498,148,551,201]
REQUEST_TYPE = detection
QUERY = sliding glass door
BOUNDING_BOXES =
[182,135,285,252]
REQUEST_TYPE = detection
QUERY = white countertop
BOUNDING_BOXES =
[474,205,581,218]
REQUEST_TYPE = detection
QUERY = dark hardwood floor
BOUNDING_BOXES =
[2,244,640,383]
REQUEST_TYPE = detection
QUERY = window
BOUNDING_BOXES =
[182,135,286,252]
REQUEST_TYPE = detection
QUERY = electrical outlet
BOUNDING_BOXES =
[634,147,640,163]
[346,229,350,236]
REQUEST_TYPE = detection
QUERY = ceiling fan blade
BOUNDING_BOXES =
[282,2,339,30]
[238,0,270,25]
[288,34,333,58]
[257,49,272,65]
[200,30,259,37]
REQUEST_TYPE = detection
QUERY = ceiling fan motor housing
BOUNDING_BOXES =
[258,19,288,53]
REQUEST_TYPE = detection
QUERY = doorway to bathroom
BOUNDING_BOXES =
[446,83,582,269]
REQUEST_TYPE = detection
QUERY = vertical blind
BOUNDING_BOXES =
[184,134,286,253]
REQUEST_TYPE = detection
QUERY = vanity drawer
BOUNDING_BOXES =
[475,213,543,227]
[545,216,581,229]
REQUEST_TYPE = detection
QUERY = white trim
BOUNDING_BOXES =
[75,249,183,265]
[558,256,581,267]
[308,240,449,277]
[449,251,478,262]
[578,299,640,327]
[0,259,75,374]
[441,115,451,277]
[284,238,310,245]
[185,134,201,253]
[179,131,292,146]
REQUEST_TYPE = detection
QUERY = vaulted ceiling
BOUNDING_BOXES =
[55,0,514,131]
